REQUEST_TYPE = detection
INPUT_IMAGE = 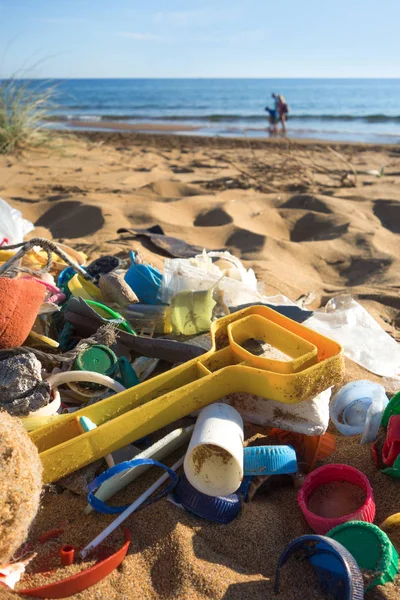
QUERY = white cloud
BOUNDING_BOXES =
[118,32,169,42]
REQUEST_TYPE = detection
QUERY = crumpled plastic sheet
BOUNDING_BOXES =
[305,295,400,378]
[0,197,34,246]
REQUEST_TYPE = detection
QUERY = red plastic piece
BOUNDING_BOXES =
[297,464,375,535]
[38,529,64,544]
[19,528,131,598]
[382,415,400,466]
[60,546,75,566]
[371,442,380,469]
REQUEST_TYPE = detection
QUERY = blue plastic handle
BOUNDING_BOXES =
[87,458,179,514]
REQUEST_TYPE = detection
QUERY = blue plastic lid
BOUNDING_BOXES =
[238,476,253,501]
[124,251,163,305]
[243,445,297,476]
[275,534,364,599]
[174,473,241,524]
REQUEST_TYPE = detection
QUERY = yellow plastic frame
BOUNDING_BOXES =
[30,305,343,483]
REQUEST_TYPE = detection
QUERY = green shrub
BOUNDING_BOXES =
[0,78,54,153]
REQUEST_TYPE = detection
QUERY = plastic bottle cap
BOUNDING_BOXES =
[74,345,118,377]
[243,445,297,476]
[174,473,241,524]
[297,464,375,535]
[275,534,364,599]
[328,521,399,590]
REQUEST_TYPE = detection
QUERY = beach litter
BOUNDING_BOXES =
[0,196,399,597]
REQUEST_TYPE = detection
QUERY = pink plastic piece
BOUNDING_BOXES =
[297,463,375,535]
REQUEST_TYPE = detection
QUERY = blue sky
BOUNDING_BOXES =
[1,0,400,78]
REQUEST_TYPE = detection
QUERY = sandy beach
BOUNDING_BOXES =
[1,131,400,599]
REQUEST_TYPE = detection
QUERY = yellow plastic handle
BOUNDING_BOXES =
[30,305,344,483]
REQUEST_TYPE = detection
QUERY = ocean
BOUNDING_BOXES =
[36,78,400,143]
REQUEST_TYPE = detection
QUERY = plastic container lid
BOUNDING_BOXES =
[74,345,118,377]
[328,521,399,590]
[174,473,241,524]
[297,464,375,535]
[381,390,400,427]
[330,380,388,444]
[243,445,297,476]
[275,534,364,599]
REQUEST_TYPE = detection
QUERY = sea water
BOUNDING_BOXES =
[14,78,400,143]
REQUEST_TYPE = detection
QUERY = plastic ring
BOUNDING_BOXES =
[275,534,364,599]
[174,473,241,524]
[243,445,297,476]
[88,458,179,514]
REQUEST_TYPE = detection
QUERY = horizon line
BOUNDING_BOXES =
[5,76,400,81]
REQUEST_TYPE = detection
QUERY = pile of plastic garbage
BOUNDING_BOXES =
[0,197,400,598]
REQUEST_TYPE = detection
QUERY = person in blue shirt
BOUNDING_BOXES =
[265,93,289,133]
[265,93,280,133]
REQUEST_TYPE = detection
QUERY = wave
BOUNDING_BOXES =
[47,112,400,124]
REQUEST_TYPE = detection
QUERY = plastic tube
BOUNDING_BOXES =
[60,545,75,566]
[46,371,125,394]
[184,403,244,497]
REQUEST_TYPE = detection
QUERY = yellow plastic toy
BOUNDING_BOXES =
[30,305,343,483]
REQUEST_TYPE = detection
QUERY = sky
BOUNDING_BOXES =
[1,0,400,78]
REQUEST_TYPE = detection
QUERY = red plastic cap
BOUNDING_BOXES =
[297,464,375,535]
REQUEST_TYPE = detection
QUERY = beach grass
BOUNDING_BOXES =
[0,78,55,153]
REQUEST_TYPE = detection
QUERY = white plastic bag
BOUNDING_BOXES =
[160,250,296,308]
[0,197,34,246]
[305,295,400,377]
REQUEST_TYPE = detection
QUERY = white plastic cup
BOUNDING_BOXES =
[184,403,244,497]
